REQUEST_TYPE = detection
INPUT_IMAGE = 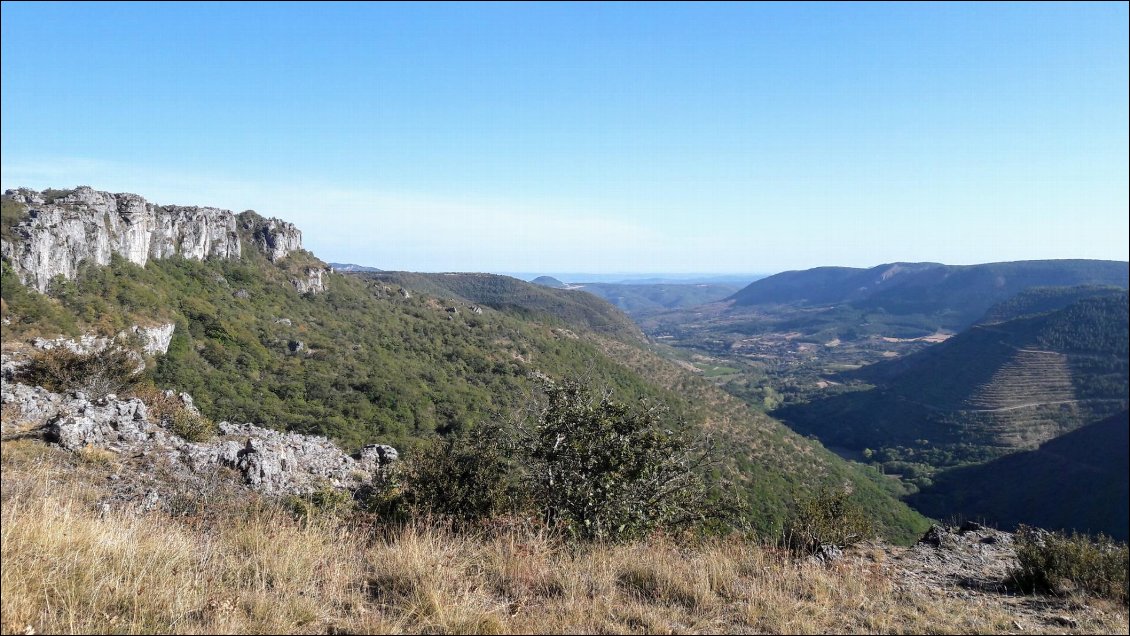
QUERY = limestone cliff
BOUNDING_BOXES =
[1,186,324,293]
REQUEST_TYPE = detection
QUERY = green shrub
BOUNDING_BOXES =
[784,487,874,555]
[403,421,518,525]
[168,408,217,442]
[17,346,141,400]
[1012,525,1128,604]
[521,379,711,542]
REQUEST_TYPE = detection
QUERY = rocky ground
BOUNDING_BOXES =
[871,524,1124,633]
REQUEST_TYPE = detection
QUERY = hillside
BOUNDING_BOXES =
[977,285,1129,325]
[775,292,1129,488]
[572,282,740,316]
[909,411,1129,540]
[728,260,1129,333]
[355,271,645,344]
[529,275,566,288]
[0,186,929,542]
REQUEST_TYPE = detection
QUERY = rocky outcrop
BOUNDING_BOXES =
[1,381,398,495]
[242,214,304,262]
[2,187,240,292]
[292,267,327,294]
[31,322,176,357]
[125,323,177,356]
[1,187,319,293]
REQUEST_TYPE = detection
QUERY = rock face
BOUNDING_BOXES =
[1,381,398,495]
[292,267,328,294]
[31,323,177,357]
[1,187,321,293]
[241,213,303,262]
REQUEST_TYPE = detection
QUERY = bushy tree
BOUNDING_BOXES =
[403,421,517,525]
[784,486,874,555]
[520,379,712,542]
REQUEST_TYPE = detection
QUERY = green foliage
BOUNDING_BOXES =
[17,346,141,400]
[402,421,518,524]
[1,235,932,543]
[1012,525,1129,604]
[521,379,711,542]
[167,408,217,442]
[784,487,874,555]
[361,271,644,343]
[1,198,29,241]
[40,188,75,203]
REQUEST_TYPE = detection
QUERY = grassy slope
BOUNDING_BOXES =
[5,441,1121,635]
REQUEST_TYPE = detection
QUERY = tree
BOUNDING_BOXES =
[520,379,712,541]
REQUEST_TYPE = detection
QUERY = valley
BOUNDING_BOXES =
[605,267,1129,538]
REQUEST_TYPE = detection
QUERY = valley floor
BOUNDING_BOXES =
[1,439,1125,635]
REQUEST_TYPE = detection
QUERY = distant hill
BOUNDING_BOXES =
[357,271,645,344]
[573,282,740,317]
[909,411,1129,540]
[329,262,383,272]
[530,275,566,288]
[727,260,1129,333]
[776,292,1129,461]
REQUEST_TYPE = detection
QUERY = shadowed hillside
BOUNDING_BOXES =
[775,293,1129,481]
[910,411,1130,540]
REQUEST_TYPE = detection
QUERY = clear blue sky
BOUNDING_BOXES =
[2,2,1127,273]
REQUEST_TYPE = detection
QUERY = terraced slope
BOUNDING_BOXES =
[776,293,1129,460]
[963,349,1075,410]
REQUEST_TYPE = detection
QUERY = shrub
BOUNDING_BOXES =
[784,487,874,555]
[1012,525,1128,604]
[520,379,711,542]
[167,408,217,442]
[403,421,519,525]
[17,346,141,400]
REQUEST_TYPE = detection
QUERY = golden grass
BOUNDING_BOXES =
[2,443,1127,635]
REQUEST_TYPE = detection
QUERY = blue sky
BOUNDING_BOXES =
[2,2,1127,273]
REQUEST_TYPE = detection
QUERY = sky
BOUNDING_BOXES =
[2,2,1127,274]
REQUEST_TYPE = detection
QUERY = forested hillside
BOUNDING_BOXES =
[0,190,930,541]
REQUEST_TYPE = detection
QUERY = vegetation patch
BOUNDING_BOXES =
[16,346,141,400]
[784,487,875,555]
[1012,525,1129,604]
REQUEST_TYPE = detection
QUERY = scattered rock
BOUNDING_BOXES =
[2,381,399,497]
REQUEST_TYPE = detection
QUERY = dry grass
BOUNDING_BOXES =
[2,441,1127,635]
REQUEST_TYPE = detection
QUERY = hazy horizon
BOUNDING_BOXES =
[3,3,1127,272]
